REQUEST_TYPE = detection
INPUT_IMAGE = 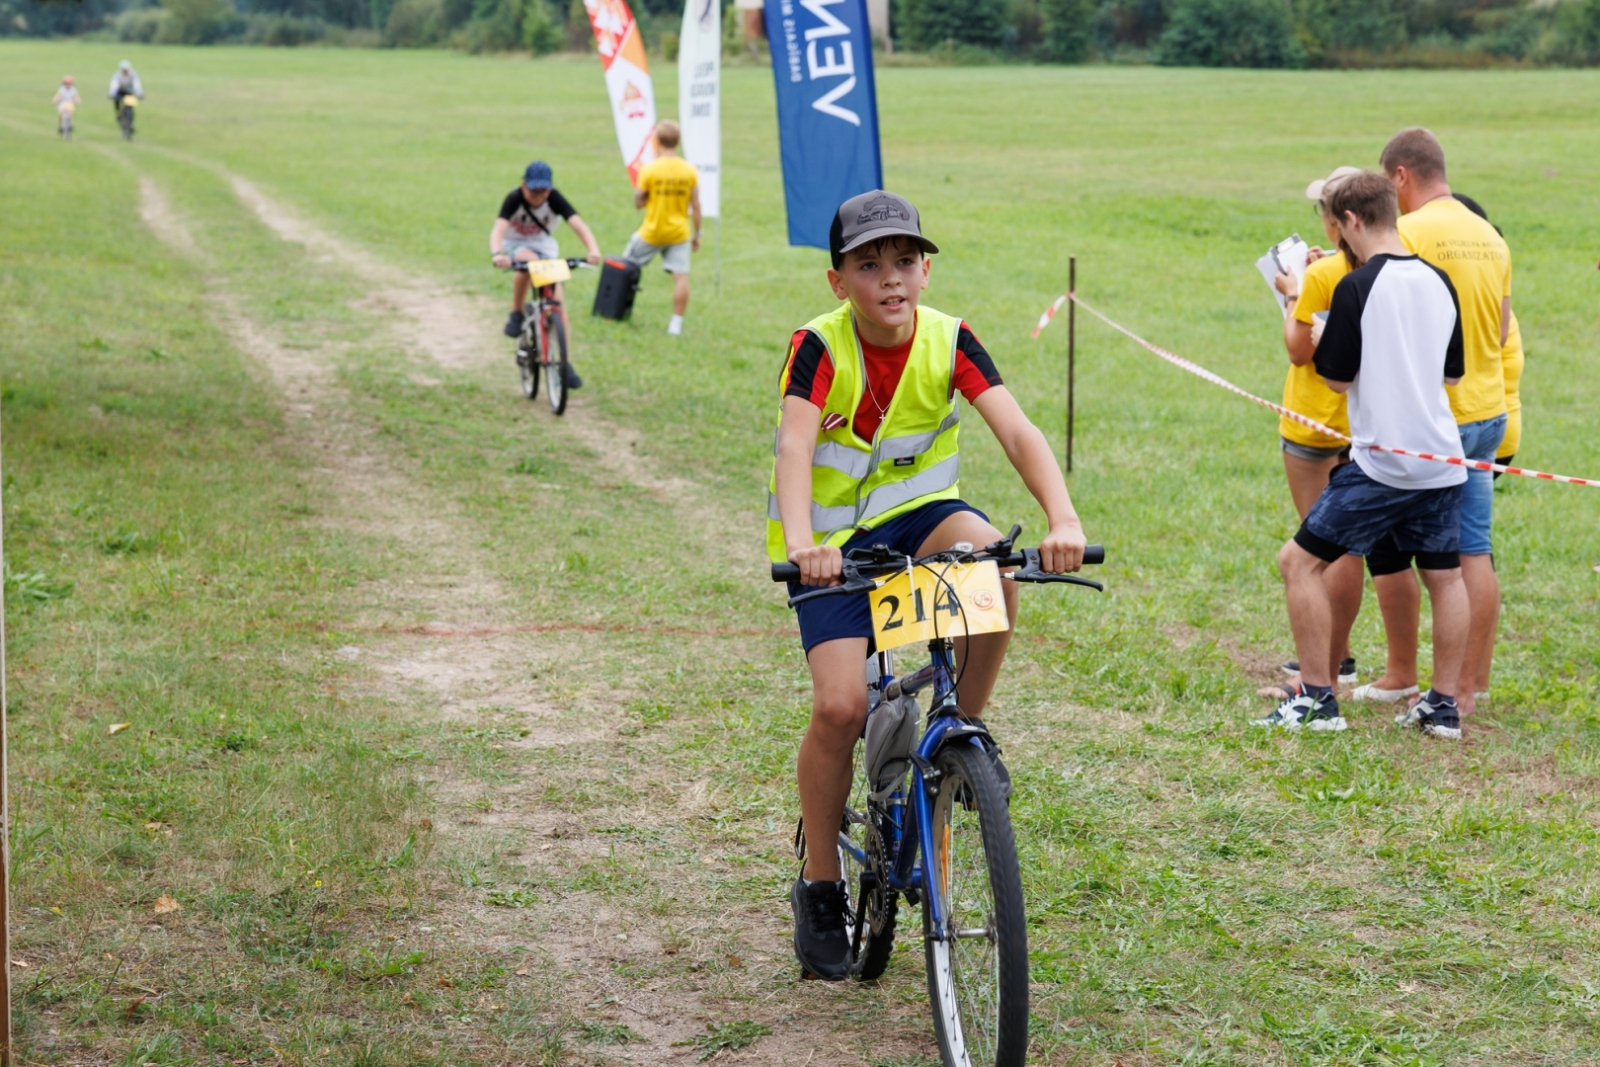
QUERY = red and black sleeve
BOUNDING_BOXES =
[781,331,834,409]
[951,322,1003,403]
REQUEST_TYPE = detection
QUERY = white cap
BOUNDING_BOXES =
[1306,166,1362,202]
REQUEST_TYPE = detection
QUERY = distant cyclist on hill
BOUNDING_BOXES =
[107,60,143,115]
[490,160,603,356]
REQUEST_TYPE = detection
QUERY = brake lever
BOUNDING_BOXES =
[1001,548,1104,592]
[785,562,881,608]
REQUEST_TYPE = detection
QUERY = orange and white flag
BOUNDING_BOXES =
[584,0,658,186]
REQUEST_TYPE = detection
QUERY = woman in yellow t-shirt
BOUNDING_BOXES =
[1263,167,1364,696]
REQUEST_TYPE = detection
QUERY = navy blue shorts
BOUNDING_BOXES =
[1295,461,1462,570]
[788,501,989,655]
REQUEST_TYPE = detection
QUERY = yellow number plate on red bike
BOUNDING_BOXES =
[870,561,1009,652]
[522,258,571,287]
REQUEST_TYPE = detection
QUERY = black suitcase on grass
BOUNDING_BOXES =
[592,257,642,321]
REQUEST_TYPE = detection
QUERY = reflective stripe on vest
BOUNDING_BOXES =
[765,304,963,562]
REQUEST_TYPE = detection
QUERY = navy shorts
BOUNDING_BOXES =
[788,500,989,655]
[1295,462,1463,570]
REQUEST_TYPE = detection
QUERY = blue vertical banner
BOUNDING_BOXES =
[764,0,883,249]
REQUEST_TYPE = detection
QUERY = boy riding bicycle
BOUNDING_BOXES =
[771,191,1089,980]
[490,161,602,387]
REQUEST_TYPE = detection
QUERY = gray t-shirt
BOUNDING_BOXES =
[1316,252,1467,491]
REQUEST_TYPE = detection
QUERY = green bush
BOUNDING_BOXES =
[156,0,244,42]
[897,0,1008,50]
[1157,0,1306,65]
[114,5,169,40]
[386,0,442,45]
[248,13,327,44]
[1294,0,1407,53]
[1041,0,1095,59]
[1546,0,1600,62]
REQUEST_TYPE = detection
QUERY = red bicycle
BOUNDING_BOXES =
[508,258,593,416]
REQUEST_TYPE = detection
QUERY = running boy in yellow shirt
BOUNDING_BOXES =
[770,191,1089,979]
[625,121,701,336]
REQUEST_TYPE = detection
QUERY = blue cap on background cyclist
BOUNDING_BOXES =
[523,161,553,190]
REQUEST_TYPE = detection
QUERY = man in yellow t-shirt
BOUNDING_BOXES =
[625,120,701,336]
[1382,128,1511,718]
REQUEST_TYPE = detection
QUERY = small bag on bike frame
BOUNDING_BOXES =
[864,692,920,803]
[592,257,641,321]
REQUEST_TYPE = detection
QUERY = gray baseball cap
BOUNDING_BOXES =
[829,190,939,264]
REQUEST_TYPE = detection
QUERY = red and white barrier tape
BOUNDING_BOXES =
[1031,294,1068,339]
[1035,293,1600,488]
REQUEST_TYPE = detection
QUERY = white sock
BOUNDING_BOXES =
[667,314,684,335]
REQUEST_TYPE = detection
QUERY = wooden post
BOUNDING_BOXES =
[1066,256,1077,474]
[0,410,13,1067]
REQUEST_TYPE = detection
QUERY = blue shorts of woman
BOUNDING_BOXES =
[787,501,988,655]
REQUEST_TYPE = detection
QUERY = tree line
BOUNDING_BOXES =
[6,0,1600,67]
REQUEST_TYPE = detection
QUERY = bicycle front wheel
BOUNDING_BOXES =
[544,310,568,416]
[923,742,1028,1067]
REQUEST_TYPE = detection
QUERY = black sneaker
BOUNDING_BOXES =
[503,310,525,338]
[563,365,583,390]
[1281,657,1357,684]
[1394,694,1462,740]
[790,877,850,980]
[1250,686,1347,732]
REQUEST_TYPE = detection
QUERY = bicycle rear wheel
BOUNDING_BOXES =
[923,742,1029,1067]
[543,309,568,416]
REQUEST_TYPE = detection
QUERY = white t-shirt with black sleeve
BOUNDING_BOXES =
[497,188,576,254]
[1314,253,1468,491]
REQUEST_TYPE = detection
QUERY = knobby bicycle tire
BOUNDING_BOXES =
[518,308,539,401]
[544,309,568,416]
[923,743,1029,1067]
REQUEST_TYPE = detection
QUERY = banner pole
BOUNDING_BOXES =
[715,217,721,294]
[0,404,13,1067]
[1066,255,1076,474]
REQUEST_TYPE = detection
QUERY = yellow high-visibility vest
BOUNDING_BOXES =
[766,303,963,563]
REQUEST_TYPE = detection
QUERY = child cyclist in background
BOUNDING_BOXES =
[53,76,79,137]
[770,191,1089,980]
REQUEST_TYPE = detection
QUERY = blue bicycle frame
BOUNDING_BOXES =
[837,637,993,943]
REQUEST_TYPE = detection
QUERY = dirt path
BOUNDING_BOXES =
[129,167,909,1065]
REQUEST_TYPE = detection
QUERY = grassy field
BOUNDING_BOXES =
[2,40,1600,1066]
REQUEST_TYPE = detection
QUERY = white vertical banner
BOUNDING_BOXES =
[678,0,721,218]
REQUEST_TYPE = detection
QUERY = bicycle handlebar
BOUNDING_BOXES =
[506,258,597,272]
[769,544,1105,585]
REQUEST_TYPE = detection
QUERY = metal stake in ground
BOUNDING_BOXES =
[0,409,12,1066]
[1066,256,1077,474]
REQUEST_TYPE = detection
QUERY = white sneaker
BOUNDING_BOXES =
[1350,683,1420,703]
[1251,689,1347,732]
[666,315,683,336]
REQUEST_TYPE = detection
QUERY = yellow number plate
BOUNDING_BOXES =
[523,258,571,287]
[870,561,1009,652]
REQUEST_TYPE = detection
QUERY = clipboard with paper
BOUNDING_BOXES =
[1256,233,1310,317]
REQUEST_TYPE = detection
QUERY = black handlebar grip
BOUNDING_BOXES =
[771,563,802,582]
[1083,544,1105,565]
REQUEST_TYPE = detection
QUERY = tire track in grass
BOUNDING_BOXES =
[128,167,898,1065]
[220,169,747,546]
[127,170,744,1061]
